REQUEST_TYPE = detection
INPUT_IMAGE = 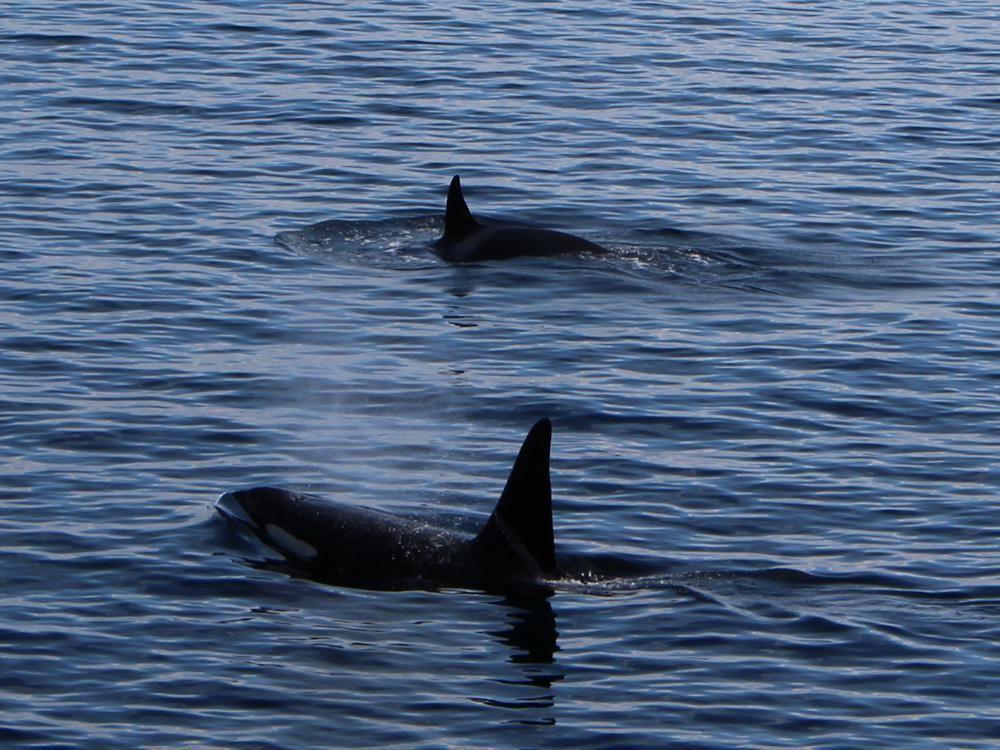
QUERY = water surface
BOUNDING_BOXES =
[1,1,998,747]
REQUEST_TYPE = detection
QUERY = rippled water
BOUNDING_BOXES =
[2,1,998,747]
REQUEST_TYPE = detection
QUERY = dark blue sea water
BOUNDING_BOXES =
[2,1,998,747]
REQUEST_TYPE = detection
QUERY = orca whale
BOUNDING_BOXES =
[432,175,605,262]
[216,419,561,591]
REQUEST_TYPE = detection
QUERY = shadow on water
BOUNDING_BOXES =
[274,214,916,297]
[211,511,566,719]
[213,513,998,730]
[226,550,565,720]
[492,592,561,667]
[218,519,565,664]
[474,593,564,723]
[243,562,564,656]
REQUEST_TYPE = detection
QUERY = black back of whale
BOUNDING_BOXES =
[216,419,560,591]
[433,175,605,262]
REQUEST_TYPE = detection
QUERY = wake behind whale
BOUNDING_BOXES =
[272,174,891,296]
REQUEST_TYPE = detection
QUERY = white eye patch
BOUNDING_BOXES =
[265,524,318,560]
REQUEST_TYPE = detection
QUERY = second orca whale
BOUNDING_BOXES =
[432,175,605,262]
[216,419,561,592]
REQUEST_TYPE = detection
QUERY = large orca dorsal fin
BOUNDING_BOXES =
[473,418,559,578]
[444,174,478,241]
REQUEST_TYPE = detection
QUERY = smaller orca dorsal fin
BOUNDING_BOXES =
[473,418,559,578]
[444,174,478,241]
